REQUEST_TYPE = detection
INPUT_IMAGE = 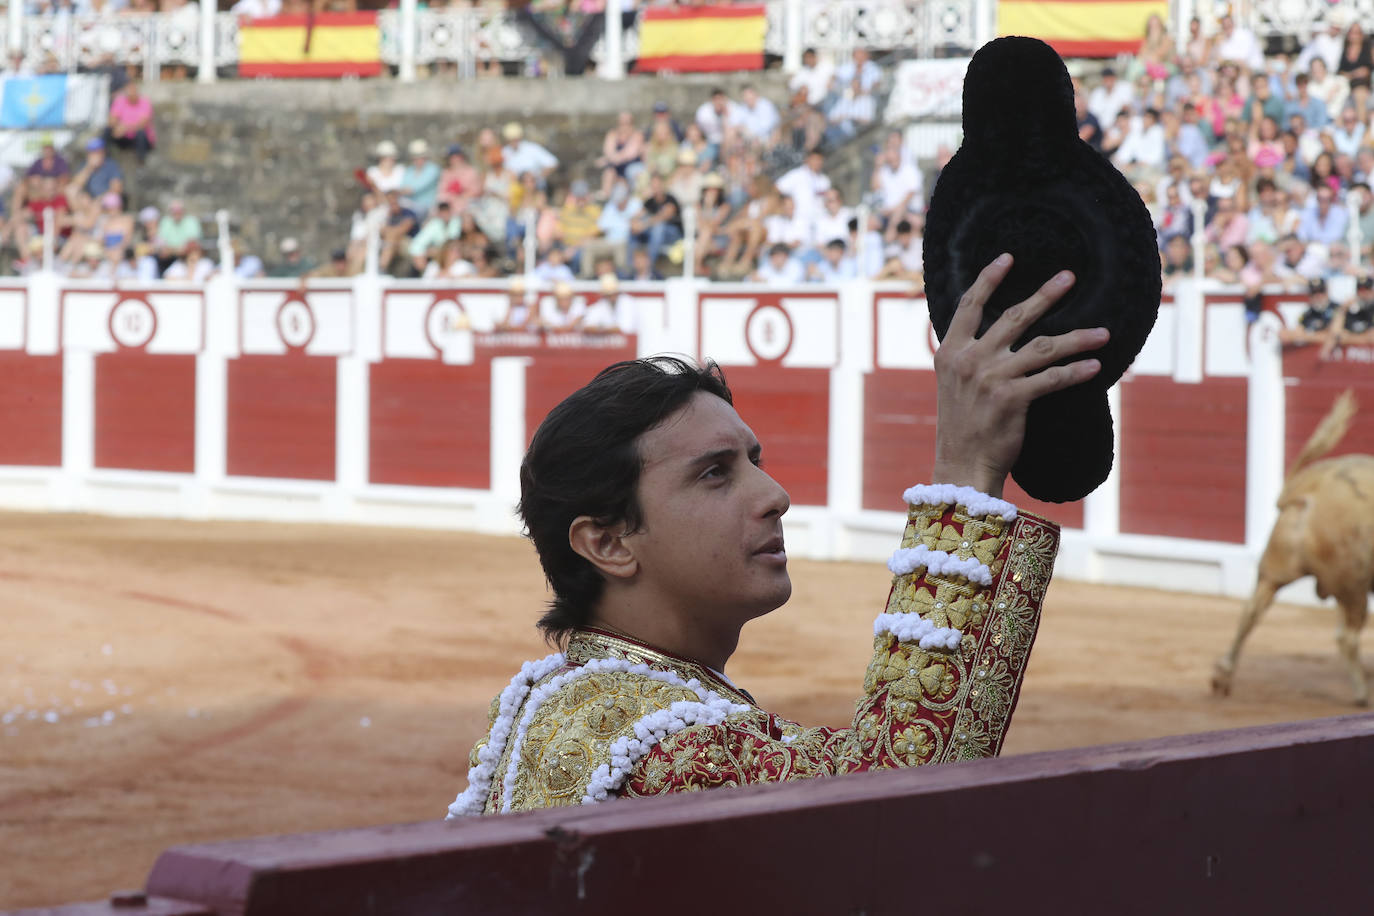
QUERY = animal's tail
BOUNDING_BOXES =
[1285,389,1358,486]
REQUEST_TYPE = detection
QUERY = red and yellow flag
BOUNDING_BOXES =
[239,12,382,78]
[635,5,767,73]
[997,0,1169,57]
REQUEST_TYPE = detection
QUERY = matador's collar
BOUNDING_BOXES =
[566,627,757,707]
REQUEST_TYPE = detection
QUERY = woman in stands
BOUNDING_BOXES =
[1310,150,1341,193]
[1337,21,1372,111]
[597,111,645,203]
[1308,57,1350,122]
[643,119,680,182]
[717,175,777,280]
[693,174,732,278]
[367,141,405,195]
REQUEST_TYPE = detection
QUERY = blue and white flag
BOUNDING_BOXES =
[0,74,108,130]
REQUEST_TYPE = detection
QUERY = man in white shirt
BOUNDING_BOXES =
[1214,13,1264,71]
[1296,15,1344,75]
[775,150,831,226]
[832,48,882,95]
[872,146,924,226]
[230,0,280,17]
[753,243,805,285]
[811,188,853,248]
[1087,68,1134,130]
[1113,108,1168,176]
[762,195,812,253]
[694,89,743,148]
[807,238,857,283]
[500,123,559,183]
[788,48,834,108]
[1330,105,1367,159]
[735,85,780,146]
[826,77,876,144]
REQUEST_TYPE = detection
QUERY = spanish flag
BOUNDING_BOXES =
[635,5,767,73]
[997,0,1169,57]
[239,12,382,78]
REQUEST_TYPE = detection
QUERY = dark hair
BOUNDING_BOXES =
[518,357,734,645]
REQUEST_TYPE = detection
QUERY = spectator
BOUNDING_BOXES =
[1243,72,1285,126]
[762,194,809,256]
[408,199,461,273]
[1114,108,1167,176]
[1336,22,1373,96]
[1161,233,1194,286]
[775,149,830,226]
[106,81,155,164]
[268,237,315,278]
[71,137,122,200]
[833,48,881,95]
[623,246,663,282]
[231,0,282,16]
[1280,277,1339,347]
[1296,14,1345,75]
[21,176,70,254]
[679,122,716,173]
[1334,274,1374,344]
[735,85,781,147]
[163,240,215,283]
[68,241,105,279]
[157,199,201,257]
[1156,182,1194,246]
[643,118,680,180]
[872,142,923,228]
[533,246,575,286]
[718,176,774,278]
[556,180,601,274]
[877,217,922,282]
[423,239,474,279]
[789,48,834,108]
[26,140,69,180]
[1297,182,1348,244]
[367,140,405,194]
[694,88,742,152]
[538,281,585,330]
[1075,84,1102,151]
[1330,104,1367,159]
[646,101,685,144]
[1214,12,1264,71]
[1211,243,1249,284]
[1088,67,1134,129]
[1247,114,1285,170]
[93,243,137,281]
[597,111,645,201]
[1278,233,1326,281]
[500,122,558,184]
[692,175,731,277]
[1284,72,1330,130]
[825,76,876,146]
[1351,181,1374,241]
[808,237,856,283]
[1247,178,1298,243]
[230,238,265,279]
[1307,57,1348,121]
[580,178,639,278]
[581,273,632,336]
[401,139,441,218]
[377,190,418,274]
[629,171,682,268]
[496,278,533,332]
[752,242,804,285]
[667,148,703,211]
[437,144,480,215]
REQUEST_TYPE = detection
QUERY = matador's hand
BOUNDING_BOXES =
[930,253,1109,498]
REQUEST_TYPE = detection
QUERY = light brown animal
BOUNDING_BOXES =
[1212,390,1374,705]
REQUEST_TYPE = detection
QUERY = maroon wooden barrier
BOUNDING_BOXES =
[0,352,62,466]
[226,355,336,481]
[15,715,1372,915]
[93,353,197,474]
[1119,375,1248,543]
[1282,345,1374,470]
[728,366,830,507]
[368,361,491,489]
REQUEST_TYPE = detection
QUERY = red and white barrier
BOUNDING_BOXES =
[0,273,1362,606]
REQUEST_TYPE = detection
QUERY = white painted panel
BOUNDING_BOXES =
[1204,304,1250,377]
[0,289,25,350]
[698,296,756,366]
[875,295,935,370]
[779,296,838,368]
[1131,303,1175,375]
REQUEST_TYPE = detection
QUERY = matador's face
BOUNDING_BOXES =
[623,392,792,628]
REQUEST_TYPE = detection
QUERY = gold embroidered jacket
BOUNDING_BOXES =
[447,490,1059,817]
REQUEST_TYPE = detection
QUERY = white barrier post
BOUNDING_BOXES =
[41,207,55,273]
[488,356,531,532]
[973,0,993,49]
[197,1,216,83]
[1189,197,1207,282]
[783,0,803,73]
[1346,186,1364,269]
[602,0,625,80]
[1244,313,1285,554]
[682,204,696,281]
[399,0,418,83]
[523,209,537,278]
[365,208,384,276]
[215,209,234,277]
[7,1,22,60]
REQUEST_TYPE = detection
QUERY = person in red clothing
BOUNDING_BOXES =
[448,254,1109,816]
[16,175,71,255]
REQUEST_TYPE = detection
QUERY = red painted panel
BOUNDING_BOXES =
[1119,376,1247,543]
[524,356,622,445]
[1281,347,1374,469]
[862,369,1085,527]
[863,369,938,513]
[227,355,336,481]
[0,352,62,466]
[94,353,196,473]
[369,360,491,489]
[728,366,829,507]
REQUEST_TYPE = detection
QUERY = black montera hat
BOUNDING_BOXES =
[923,37,1162,503]
[1358,275,1373,291]
[1308,277,1327,294]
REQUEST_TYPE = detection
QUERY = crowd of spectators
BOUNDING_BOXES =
[1093,10,1374,350]
[347,50,927,293]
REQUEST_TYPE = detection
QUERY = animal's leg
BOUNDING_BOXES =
[1212,578,1281,697]
[1335,594,1370,706]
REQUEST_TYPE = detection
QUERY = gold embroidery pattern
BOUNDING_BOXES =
[469,506,1058,813]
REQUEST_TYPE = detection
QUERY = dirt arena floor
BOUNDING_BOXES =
[0,511,1364,908]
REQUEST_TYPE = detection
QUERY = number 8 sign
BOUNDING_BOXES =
[108,297,157,350]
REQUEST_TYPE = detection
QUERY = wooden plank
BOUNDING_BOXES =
[135,714,1374,915]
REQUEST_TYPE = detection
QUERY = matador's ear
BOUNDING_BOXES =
[568,516,638,580]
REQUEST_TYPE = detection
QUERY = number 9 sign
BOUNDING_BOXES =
[276,298,316,350]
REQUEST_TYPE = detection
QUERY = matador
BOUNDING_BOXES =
[449,253,1105,816]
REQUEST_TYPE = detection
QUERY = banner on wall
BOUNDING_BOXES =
[635,5,767,73]
[0,74,108,130]
[238,12,383,78]
[885,58,970,122]
[997,0,1168,57]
